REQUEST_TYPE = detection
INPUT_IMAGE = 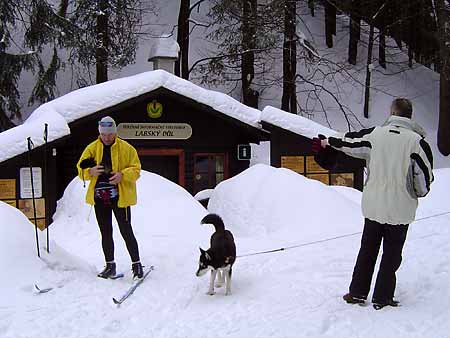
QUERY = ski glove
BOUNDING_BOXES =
[312,134,326,154]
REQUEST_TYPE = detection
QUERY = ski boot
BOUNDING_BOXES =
[98,262,117,279]
[343,293,366,305]
[132,261,143,280]
[372,299,400,310]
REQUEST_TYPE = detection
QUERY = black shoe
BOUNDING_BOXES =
[132,262,143,280]
[343,293,366,304]
[372,299,400,310]
[97,262,116,279]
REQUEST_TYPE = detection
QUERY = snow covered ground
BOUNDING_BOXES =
[1,166,449,338]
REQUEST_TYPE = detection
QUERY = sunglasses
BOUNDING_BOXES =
[99,121,114,127]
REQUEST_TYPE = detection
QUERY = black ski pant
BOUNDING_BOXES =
[349,218,409,303]
[94,198,140,263]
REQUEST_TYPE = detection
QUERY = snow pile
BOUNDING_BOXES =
[208,164,362,242]
[416,168,450,218]
[0,109,70,163]
[193,188,214,202]
[51,170,208,265]
[0,201,45,296]
[261,106,342,139]
[148,37,180,60]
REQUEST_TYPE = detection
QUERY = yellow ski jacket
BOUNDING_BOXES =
[77,137,141,208]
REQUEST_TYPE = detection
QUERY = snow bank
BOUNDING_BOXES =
[51,170,208,265]
[0,109,70,163]
[193,189,214,201]
[0,201,45,294]
[261,106,342,139]
[208,164,362,242]
[416,168,450,218]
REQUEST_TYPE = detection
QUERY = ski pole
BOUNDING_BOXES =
[43,124,49,253]
[27,137,40,258]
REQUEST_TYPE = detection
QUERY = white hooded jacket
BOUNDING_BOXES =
[328,116,434,225]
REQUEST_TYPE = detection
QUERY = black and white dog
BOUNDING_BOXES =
[196,214,236,296]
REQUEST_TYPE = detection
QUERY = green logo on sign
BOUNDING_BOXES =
[147,100,163,119]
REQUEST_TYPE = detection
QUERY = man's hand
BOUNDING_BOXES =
[312,135,329,154]
[88,165,104,177]
[109,172,123,185]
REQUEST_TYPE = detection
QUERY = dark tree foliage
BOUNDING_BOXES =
[67,0,143,83]
[0,0,150,131]
[197,0,278,107]
[0,1,36,131]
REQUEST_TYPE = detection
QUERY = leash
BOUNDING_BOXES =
[237,211,450,259]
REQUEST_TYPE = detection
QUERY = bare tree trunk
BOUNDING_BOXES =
[378,10,387,69]
[282,0,297,113]
[176,0,190,79]
[96,0,108,83]
[379,31,386,68]
[241,0,258,108]
[308,0,315,16]
[363,24,374,118]
[348,0,361,65]
[290,22,297,114]
[324,1,335,48]
[437,0,450,155]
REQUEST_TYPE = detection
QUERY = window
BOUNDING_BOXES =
[193,154,227,194]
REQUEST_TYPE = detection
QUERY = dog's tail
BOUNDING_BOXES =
[200,213,225,232]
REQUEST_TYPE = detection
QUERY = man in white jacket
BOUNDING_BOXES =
[313,98,434,310]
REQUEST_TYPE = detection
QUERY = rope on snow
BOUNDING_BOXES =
[237,211,450,259]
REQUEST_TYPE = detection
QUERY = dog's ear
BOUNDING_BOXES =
[199,247,205,255]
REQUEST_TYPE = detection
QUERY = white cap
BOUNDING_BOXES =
[98,116,117,134]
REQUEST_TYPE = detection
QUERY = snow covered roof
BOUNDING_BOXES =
[148,37,180,60]
[0,71,343,164]
[27,70,262,128]
[0,110,70,163]
[0,70,263,163]
[261,106,342,139]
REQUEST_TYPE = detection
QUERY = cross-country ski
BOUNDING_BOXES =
[112,266,154,305]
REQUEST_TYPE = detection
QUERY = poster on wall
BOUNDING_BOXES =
[331,173,354,187]
[0,179,16,199]
[281,156,305,174]
[19,167,42,198]
[306,173,330,185]
[18,198,45,219]
[306,156,328,173]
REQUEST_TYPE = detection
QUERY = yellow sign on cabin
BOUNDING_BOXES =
[147,100,163,119]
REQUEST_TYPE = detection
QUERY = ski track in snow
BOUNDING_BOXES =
[2,215,450,338]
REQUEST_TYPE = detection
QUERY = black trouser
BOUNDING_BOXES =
[349,218,409,302]
[94,198,140,263]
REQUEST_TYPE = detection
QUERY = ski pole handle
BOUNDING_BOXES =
[27,137,34,151]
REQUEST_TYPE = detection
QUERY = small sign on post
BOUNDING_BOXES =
[20,167,42,198]
[237,144,251,160]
